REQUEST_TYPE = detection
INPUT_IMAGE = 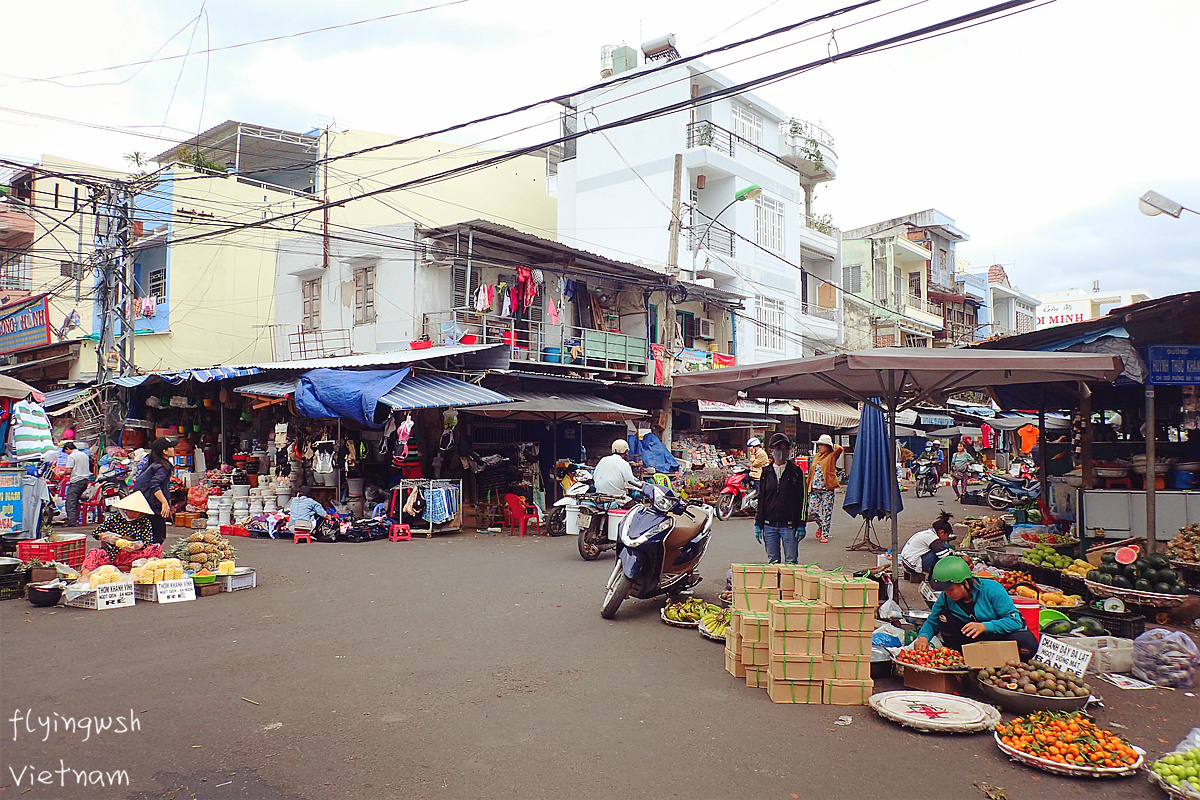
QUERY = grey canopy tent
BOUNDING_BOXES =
[673,348,1123,585]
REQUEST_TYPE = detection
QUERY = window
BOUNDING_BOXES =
[452,263,481,308]
[0,251,31,292]
[903,332,929,347]
[842,263,862,294]
[873,263,887,303]
[755,295,785,351]
[939,249,948,271]
[755,195,784,253]
[354,266,376,325]
[302,278,321,332]
[676,310,695,349]
[147,267,167,304]
[732,105,763,146]
[649,304,658,345]
[908,273,922,298]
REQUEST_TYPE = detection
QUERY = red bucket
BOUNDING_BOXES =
[459,333,478,345]
[1011,595,1041,640]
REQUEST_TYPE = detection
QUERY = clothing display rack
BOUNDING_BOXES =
[395,478,463,537]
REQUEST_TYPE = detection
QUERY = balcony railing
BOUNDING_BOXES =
[801,302,838,322]
[904,294,941,317]
[686,120,799,174]
[780,118,836,148]
[801,213,838,237]
[423,310,647,375]
[258,324,352,361]
[687,223,735,257]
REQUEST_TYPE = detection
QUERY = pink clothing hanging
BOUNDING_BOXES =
[547,294,559,324]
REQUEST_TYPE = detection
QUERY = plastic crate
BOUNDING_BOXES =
[217,570,256,592]
[1064,606,1146,640]
[64,581,135,610]
[220,525,251,538]
[0,571,27,601]
[17,535,88,570]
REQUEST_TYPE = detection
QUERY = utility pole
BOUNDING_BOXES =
[95,181,138,384]
[660,153,684,450]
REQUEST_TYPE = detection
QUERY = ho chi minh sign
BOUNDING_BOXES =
[0,295,51,355]
[1147,345,1200,385]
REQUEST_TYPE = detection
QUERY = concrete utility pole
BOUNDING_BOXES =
[95,183,138,384]
[660,153,684,450]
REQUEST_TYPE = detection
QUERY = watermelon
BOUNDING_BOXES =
[1135,579,1153,592]
[1087,569,1103,582]
[1146,553,1170,569]
[1112,575,1134,589]
[1101,552,1117,564]
[1153,582,1173,595]
[1159,568,1178,582]
[1076,616,1108,635]
[1115,545,1140,565]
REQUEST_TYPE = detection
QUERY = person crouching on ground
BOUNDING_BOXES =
[754,433,807,565]
[913,555,1038,659]
[289,485,329,533]
[900,510,955,577]
[79,492,162,574]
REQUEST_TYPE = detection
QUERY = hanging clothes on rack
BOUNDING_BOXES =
[312,441,336,473]
[423,485,457,525]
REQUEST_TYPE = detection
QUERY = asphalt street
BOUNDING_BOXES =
[2,487,1197,800]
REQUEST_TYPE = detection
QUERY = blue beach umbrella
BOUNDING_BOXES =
[843,399,902,548]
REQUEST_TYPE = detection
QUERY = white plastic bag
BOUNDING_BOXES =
[878,583,903,620]
[1131,629,1200,688]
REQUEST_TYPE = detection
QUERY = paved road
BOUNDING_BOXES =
[2,489,1196,800]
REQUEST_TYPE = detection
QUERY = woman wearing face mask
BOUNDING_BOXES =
[753,433,807,564]
[807,434,843,544]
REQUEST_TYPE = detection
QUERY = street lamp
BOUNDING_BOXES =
[1138,190,1196,219]
[698,184,762,252]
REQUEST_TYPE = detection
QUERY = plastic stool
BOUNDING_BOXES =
[79,499,104,525]
[293,530,312,544]
[388,524,411,542]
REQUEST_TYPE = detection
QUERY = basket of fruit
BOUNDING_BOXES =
[977,660,1091,714]
[1147,746,1200,799]
[891,646,969,674]
[1167,523,1200,565]
[661,597,709,627]
[1084,548,1191,608]
[698,606,731,641]
[1018,530,1080,552]
[994,711,1143,777]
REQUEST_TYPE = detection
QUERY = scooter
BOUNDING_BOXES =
[985,473,1041,510]
[547,464,591,538]
[549,470,629,560]
[600,480,714,620]
[715,466,757,520]
[912,459,940,498]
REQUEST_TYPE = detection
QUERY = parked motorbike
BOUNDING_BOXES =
[912,459,940,498]
[600,480,714,619]
[715,466,757,520]
[547,464,591,538]
[548,467,629,560]
[985,472,1041,510]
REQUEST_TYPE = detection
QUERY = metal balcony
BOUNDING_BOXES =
[779,119,838,181]
[686,121,801,174]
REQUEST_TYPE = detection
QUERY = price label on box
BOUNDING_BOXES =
[155,578,196,603]
[1035,635,1093,678]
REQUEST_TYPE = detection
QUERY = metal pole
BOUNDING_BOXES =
[887,376,901,586]
[1078,382,1092,560]
[1038,387,1049,516]
[1146,384,1156,554]
[660,153,683,451]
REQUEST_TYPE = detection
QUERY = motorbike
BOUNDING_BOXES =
[912,459,940,497]
[600,480,714,620]
[714,466,757,520]
[985,472,1041,510]
[547,464,591,538]
[548,468,629,560]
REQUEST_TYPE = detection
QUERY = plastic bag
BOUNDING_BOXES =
[1131,628,1200,688]
[878,582,903,620]
[187,485,209,511]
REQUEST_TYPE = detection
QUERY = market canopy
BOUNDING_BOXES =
[985,414,1072,432]
[926,426,984,438]
[376,374,510,412]
[110,366,262,388]
[0,374,44,402]
[792,399,860,428]
[468,391,646,422]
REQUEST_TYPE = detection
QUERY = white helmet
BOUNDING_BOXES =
[747,437,762,448]
[611,438,630,454]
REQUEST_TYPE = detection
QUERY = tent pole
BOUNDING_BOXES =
[887,374,901,592]
[1146,384,1156,554]
[1038,388,1049,516]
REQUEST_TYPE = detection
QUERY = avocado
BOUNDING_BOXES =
[1135,579,1153,592]
[1076,616,1109,635]
[1153,582,1174,595]
[1101,552,1117,564]
[1112,575,1134,590]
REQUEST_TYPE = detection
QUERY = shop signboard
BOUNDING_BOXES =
[1036,299,1092,329]
[0,469,23,532]
[0,295,51,354]
[1147,345,1200,385]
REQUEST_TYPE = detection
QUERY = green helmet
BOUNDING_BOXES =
[930,556,972,590]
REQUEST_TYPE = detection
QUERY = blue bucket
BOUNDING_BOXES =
[1169,470,1196,490]
[542,347,563,363]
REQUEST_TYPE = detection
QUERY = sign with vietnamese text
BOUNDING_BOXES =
[1036,300,1091,329]
[1035,635,1093,678]
[0,295,51,354]
[1147,345,1200,385]
[0,469,24,532]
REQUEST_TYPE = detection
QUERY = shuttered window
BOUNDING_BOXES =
[755,295,785,352]
[755,195,784,254]
[842,264,861,294]
[354,266,376,325]
[453,263,482,308]
[302,278,321,331]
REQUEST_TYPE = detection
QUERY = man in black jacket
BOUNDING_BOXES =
[754,433,808,564]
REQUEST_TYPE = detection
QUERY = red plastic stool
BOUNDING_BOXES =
[293,530,312,544]
[79,498,105,525]
[388,524,411,542]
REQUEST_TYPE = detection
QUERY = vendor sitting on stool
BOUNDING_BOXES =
[900,511,955,577]
[80,492,163,574]
[914,556,1038,659]
[289,486,328,532]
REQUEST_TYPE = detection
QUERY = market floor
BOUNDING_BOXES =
[2,490,1198,800]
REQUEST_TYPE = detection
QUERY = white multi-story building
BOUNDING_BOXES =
[978,264,1039,337]
[556,41,841,364]
[1035,285,1152,329]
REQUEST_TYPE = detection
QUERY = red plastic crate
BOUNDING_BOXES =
[17,535,88,570]
[220,525,250,538]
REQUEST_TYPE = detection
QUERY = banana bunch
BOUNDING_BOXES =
[700,605,732,637]
[664,597,709,623]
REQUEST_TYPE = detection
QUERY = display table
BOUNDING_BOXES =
[1079,488,1200,541]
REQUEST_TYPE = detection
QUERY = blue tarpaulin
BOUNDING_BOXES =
[295,368,410,426]
[842,399,903,520]
[630,432,679,475]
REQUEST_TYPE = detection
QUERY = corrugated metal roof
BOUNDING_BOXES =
[469,391,646,421]
[377,374,510,411]
[108,366,262,388]
[234,379,298,398]
[41,386,95,409]
[225,343,505,372]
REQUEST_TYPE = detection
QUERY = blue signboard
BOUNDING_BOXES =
[1147,345,1200,385]
[0,469,25,533]
[0,295,51,354]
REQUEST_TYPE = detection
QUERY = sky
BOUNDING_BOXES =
[2,0,1197,300]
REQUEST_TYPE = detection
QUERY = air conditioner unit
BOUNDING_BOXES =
[421,237,452,266]
[697,317,716,340]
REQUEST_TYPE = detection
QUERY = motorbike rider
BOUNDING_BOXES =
[913,555,1038,659]
[900,510,956,576]
[753,433,807,564]
[746,437,769,493]
[593,438,636,497]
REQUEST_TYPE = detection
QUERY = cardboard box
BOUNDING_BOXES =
[768,630,824,658]
[768,654,832,681]
[779,589,795,601]
[731,563,779,591]
[741,642,770,666]
[828,655,872,680]
[797,569,829,600]
[902,668,961,694]
[196,583,221,597]
[745,666,770,689]
[766,676,824,704]
[825,679,874,706]
[961,640,1020,669]
[824,631,872,656]
[777,565,798,593]
[824,606,875,632]
[732,588,779,613]
[818,575,879,608]
[725,648,746,678]
[737,612,770,643]
[769,600,828,632]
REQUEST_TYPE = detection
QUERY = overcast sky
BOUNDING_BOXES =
[3,0,1197,299]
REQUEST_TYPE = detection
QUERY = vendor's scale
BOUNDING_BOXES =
[869,690,1000,734]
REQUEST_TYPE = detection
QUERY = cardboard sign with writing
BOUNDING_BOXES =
[1035,635,1093,678]
[961,640,1019,669]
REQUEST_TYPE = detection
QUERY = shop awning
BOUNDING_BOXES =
[41,386,94,410]
[792,399,861,428]
[376,374,511,411]
[700,414,778,425]
[235,380,299,398]
[109,366,262,388]
[697,399,797,417]
[468,391,646,422]
[927,426,984,438]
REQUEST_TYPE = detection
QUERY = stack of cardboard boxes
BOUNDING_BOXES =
[726,564,878,705]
